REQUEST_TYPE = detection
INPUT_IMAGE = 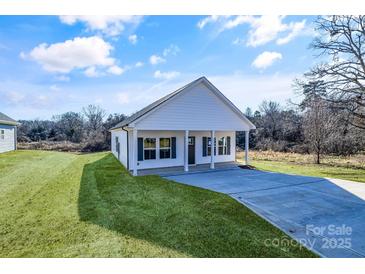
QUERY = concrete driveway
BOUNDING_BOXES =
[164,168,365,258]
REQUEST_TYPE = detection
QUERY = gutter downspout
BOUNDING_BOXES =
[121,126,129,170]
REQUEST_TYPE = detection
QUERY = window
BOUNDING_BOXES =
[207,137,212,156]
[159,138,171,159]
[115,137,119,152]
[144,138,156,160]
[218,137,228,155]
[0,130,4,140]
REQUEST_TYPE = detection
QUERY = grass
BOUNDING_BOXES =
[237,151,365,183]
[0,150,315,258]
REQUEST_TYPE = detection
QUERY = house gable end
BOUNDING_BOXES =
[133,79,253,131]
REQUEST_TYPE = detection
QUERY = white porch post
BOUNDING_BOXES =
[184,130,189,172]
[245,130,249,165]
[210,130,215,169]
[133,128,138,176]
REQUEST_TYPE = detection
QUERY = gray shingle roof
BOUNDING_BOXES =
[110,76,205,130]
[0,112,18,125]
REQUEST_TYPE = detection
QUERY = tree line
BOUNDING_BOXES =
[18,105,126,152]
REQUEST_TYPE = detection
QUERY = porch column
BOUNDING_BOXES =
[132,128,138,176]
[184,130,189,172]
[245,130,249,165]
[210,130,215,169]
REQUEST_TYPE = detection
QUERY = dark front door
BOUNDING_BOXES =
[188,136,195,165]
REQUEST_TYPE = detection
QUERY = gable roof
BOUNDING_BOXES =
[111,76,255,130]
[0,112,19,126]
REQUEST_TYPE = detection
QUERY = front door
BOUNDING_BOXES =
[188,136,195,165]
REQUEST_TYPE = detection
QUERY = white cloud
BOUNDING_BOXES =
[148,44,179,66]
[3,91,25,104]
[116,92,130,104]
[209,72,300,110]
[149,55,166,65]
[135,61,144,68]
[276,20,306,45]
[0,89,51,109]
[232,37,244,45]
[50,84,60,91]
[84,66,100,77]
[163,44,180,57]
[197,15,225,29]
[198,15,310,47]
[252,51,282,69]
[107,65,125,75]
[25,36,115,74]
[221,15,251,30]
[55,75,70,82]
[128,34,138,44]
[59,15,143,37]
[244,16,289,47]
[19,51,27,60]
[154,70,180,80]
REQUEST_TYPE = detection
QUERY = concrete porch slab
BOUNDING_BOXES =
[137,161,239,176]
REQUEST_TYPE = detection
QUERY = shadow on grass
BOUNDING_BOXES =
[78,154,316,258]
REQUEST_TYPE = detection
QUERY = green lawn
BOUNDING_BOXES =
[252,160,365,183]
[0,150,315,258]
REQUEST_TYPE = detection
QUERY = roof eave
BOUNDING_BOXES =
[0,120,20,126]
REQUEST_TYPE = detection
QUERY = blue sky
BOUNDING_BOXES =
[0,15,318,120]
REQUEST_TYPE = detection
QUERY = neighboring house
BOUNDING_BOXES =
[0,112,19,153]
[110,76,256,175]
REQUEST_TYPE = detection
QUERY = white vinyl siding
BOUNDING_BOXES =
[111,129,128,167]
[0,124,16,153]
[122,130,235,170]
[134,83,251,131]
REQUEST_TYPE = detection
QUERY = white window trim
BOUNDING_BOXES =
[218,136,228,155]
[0,129,4,140]
[159,137,172,160]
[143,137,157,160]
[205,136,215,157]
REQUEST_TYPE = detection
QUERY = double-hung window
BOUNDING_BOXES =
[218,137,228,155]
[0,130,4,140]
[159,138,171,159]
[207,137,212,156]
[144,138,156,160]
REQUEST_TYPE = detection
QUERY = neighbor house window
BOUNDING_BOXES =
[159,138,171,159]
[0,130,4,140]
[218,137,228,155]
[144,138,156,160]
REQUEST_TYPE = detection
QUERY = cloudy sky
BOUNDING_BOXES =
[0,15,318,119]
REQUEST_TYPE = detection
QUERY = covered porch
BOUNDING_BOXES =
[130,129,251,176]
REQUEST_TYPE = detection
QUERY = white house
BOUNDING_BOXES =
[110,77,255,175]
[0,112,19,153]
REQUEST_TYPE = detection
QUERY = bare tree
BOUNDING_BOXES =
[82,105,106,132]
[259,101,281,140]
[301,16,365,129]
[303,98,336,164]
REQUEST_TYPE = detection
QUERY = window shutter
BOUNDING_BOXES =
[171,137,176,158]
[214,137,217,155]
[202,137,207,157]
[138,138,143,161]
[227,136,231,155]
